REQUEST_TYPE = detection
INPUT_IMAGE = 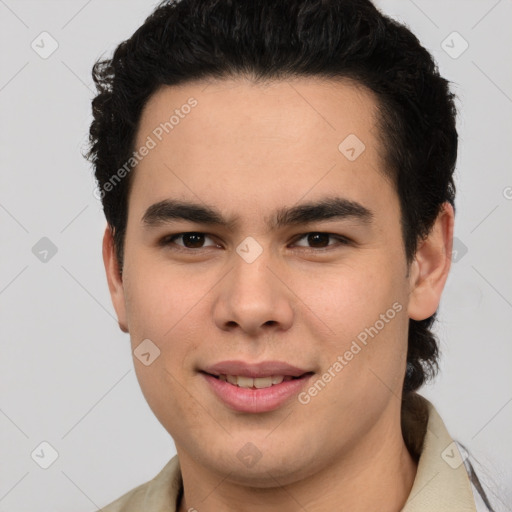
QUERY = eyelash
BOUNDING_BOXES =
[158,232,352,253]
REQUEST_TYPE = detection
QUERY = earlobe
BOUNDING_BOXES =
[102,225,129,333]
[407,202,454,321]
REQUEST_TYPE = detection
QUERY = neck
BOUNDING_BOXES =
[177,412,418,512]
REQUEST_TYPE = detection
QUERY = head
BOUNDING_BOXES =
[85,0,456,484]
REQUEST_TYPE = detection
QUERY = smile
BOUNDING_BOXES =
[201,370,313,413]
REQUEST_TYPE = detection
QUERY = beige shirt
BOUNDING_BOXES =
[99,397,478,511]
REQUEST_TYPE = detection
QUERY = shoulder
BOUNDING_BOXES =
[456,442,503,512]
[402,395,478,511]
[99,482,147,512]
[95,455,182,512]
[404,395,500,512]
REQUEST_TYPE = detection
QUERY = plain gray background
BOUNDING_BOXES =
[1,0,511,510]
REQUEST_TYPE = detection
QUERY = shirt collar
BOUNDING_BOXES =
[401,396,477,511]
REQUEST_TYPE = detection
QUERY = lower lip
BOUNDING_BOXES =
[202,373,313,413]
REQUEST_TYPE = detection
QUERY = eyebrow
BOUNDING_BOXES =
[141,196,374,231]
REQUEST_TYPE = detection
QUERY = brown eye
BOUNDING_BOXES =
[293,232,350,249]
[162,232,218,249]
[180,233,207,248]
[306,233,330,248]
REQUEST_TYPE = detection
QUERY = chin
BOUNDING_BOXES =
[193,436,319,486]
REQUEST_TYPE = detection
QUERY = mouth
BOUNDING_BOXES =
[199,361,315,413]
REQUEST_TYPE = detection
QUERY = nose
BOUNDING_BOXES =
[212,251,294,337]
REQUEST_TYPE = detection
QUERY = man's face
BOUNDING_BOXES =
[111,77,415,484]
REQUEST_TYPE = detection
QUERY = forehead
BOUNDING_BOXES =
[136,76,381,151]
[129,76,395,225]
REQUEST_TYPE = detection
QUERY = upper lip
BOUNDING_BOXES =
[202,360,311,378]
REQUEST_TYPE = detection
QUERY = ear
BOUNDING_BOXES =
[102,225,129,333]
[407,202,454,320]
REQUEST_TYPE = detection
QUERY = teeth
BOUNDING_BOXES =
[218,375,293,388]
[253,377,273,388]
[237,376,254,388]
[271,375,285,385]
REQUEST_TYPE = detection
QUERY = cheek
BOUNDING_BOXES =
[122,259,205,427]
[122,254,206,341]
[302,259,409,388]
[303,258,403,333]
[122,255,213,401]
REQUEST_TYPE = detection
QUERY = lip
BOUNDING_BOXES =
[200,360,314,413]
[202,360,309,378]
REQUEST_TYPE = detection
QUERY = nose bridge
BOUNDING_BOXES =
[230,243,278,306]
[213,241,294,333]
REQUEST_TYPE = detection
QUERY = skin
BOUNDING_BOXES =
[103,77,454,512]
